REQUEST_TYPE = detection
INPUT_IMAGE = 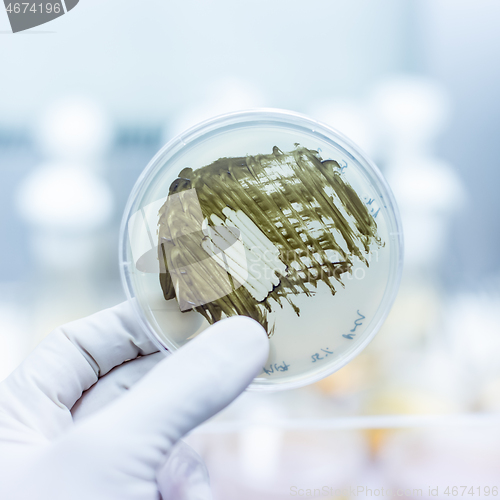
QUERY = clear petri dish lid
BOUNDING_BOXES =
[119,108,404,391]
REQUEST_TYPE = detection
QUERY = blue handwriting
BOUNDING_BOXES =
[311,347,334,363]
[343,310,365,339]
[263,362,290,375]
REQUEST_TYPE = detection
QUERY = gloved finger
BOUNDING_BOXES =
[157,441,212,500]
[72,352,166,422]
[63,316,268,490]
[0,301,158,441]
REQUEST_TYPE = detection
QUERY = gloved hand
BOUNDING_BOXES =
[0,301,269,499]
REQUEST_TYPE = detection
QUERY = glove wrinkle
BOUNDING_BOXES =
[72,353,165,421]
[60,325,101,378]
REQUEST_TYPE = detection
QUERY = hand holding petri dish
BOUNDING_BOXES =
[120,109,403,390]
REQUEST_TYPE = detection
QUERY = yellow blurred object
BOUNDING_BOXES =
[365,388,455,415]
[314,353,374,396]
[363,388,457,456]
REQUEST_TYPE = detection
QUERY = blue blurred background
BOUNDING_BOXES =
[1,1,500,498]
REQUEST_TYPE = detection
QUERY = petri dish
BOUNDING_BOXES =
[119,109,403,391]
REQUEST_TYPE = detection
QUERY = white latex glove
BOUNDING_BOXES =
[0,301,269,500]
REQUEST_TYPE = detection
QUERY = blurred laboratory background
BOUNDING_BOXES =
[1,1,500,498]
